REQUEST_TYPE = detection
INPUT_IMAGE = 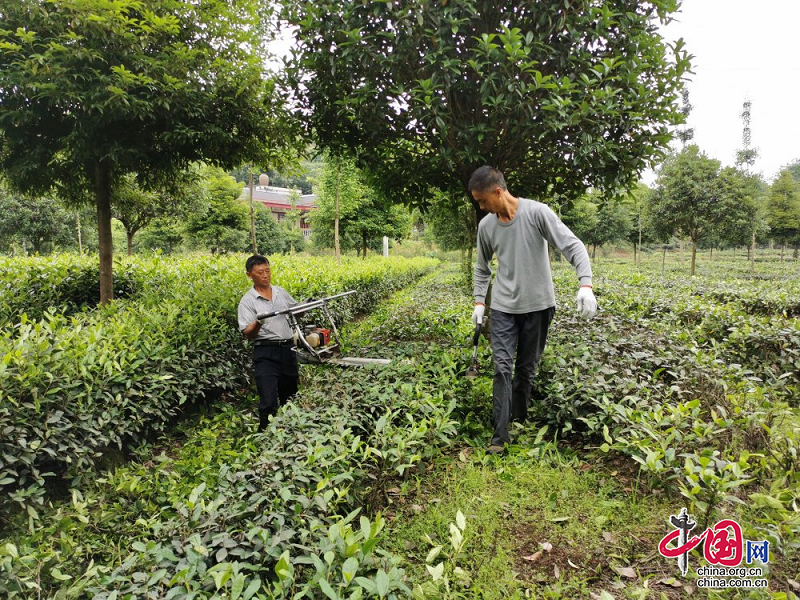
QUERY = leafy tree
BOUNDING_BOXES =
[424,191,477,267]
[186,167,249,254]
[621,183,658,262]
[112,174,198,255]
[649,146,725,275]
[312,157,409,257]
[714,167,764,251]
[254,205,288,256]
[562,193,630,259]
[781,158,800,184]
[0,187,75,254]
[137,218,186,255]
[283,0,691,221]
[0,0,300,302]
[766,171,800,260]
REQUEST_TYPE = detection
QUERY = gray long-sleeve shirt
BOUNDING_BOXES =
[474,198,592,313]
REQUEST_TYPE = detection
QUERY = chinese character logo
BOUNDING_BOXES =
[658,509,770,576]
[746,540,769,564]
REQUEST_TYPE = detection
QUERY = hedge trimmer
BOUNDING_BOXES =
[256,290,390,367]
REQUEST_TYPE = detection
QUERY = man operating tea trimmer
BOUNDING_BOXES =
[469,166,597,455]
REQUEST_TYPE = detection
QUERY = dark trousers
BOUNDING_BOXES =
[489,307,554,446]
[253,345,299,420]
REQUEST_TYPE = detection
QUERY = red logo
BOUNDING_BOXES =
[659,517,744,566]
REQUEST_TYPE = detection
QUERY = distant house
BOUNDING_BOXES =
[242,182,317,239]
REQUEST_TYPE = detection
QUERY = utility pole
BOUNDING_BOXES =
[249,167,258,254]
[735,99,759,273]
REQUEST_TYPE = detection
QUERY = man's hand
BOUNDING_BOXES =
[576,286,597,320]
[472,303,485,326]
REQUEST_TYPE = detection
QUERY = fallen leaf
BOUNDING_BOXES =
[522,551,542,562]
[554,564,561,579]
[568,559,580,569]
[658,578,681,588]
[613,566,637,579]
[610,581,626,590]
[683,584,695,595]
[410,504,424,513]
[539,542,553,552]
[550,516,570,523]
[602,532,616,543]
[788,579,800,590]
[387,487,401,495]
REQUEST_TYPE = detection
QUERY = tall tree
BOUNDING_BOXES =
[0,0,300,302]
[111,174,197,255]
[311,157,409,256]
[186,166,250,254]
[254,205,288,256]
[766,171,800,260]
[283,0,691,221]
[649,145,723,275]
[0,186,75,254]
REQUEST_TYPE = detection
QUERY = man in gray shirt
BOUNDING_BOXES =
[238,254,299,431]
[470,166,597,454]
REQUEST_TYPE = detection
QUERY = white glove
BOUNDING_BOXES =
[471,303,485,326]
[576,286,597,320]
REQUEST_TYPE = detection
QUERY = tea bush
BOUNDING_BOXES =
[0,268,465,599]
[0,255,437,511]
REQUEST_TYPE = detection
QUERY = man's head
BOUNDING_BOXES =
[246,254,271,287]
[468,166,507,214]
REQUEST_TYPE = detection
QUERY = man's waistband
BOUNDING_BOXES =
[253,339,294,347]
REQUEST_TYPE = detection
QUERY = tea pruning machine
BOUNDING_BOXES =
[256,290,390,367]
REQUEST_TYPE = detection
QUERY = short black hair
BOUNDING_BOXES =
[245,254,269,272]
[468,166,507,193]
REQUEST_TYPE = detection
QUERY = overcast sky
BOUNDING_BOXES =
[655,0,800,183]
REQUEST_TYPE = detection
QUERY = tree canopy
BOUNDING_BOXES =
[0,0,301,301]
[283,0,691,215]
[649,145,758,274]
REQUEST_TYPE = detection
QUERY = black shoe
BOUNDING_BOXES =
[258,412,274,432]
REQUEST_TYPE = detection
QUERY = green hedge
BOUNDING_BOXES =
[0,255,437,511]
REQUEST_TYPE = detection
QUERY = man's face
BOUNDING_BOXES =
[471,187,503,214]
[247,263,271,287]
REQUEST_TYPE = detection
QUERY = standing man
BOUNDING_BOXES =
[470,166,597,455]
[238,255,299,432]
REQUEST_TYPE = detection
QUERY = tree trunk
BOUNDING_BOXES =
[661,245,666,275]
[95,160,114,304]
[249,168,257,254]
[750,231,755,273]
[362,232,367,259]
[637,216,642,264]
[126,230,134,256]
[334,161,342,265]
[77,212,83,253]
[690,240,697,276]
[781,243,785,262]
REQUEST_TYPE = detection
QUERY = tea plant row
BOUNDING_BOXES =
[0,255,437,512]
[1,267,469,599]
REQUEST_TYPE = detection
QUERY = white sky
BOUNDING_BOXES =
[654,0,800,183]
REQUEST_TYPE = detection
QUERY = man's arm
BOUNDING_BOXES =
[238,298,262,341]
[473,226,493,305]
[535,205,592,287]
